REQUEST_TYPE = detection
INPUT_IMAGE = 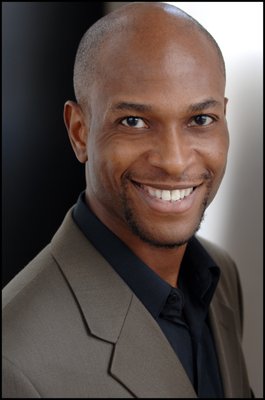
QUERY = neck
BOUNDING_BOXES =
[123,235,187,287]
[86,193,187,287]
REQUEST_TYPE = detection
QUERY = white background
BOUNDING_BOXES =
[106,2,263,397]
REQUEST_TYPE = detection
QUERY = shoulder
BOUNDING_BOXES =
[2,209,84,357]
[196,235,236,271]
[196,235,244,331]
[2,207,82,310]
[2,245,56,309]
[2,242,72,337]
[2,211,92,393]
[196,235,240,289]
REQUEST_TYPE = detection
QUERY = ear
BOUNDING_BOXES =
[63,100,88,163]
[224,97,228,116]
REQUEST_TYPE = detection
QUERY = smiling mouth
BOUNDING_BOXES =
[132,182,195,202]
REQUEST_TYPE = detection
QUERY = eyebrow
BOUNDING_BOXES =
[110,98,221,114]
[188,99,221,113]
[110,102,153,113]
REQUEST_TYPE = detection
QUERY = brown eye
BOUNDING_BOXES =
[189,114,215,127]
[121,116,147,128]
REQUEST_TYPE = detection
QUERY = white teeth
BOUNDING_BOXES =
[148,187,156,197]
[155,189,162,199]
[162,190,171,201]
[145,185,193,202]
[171,190,180,201]
[180,189,185,199]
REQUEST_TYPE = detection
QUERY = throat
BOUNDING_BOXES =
[130,240,187,287]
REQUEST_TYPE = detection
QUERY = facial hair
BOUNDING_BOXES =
[120,173,211,249]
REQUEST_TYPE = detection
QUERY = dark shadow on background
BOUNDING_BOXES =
[2,2,104,287]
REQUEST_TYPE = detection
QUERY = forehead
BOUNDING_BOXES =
[90,20,225,108]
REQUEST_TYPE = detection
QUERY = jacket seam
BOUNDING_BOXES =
[3,355,42,397]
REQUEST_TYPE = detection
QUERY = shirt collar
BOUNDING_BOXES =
[72,192,171,318]
[180,237,220,308]
[73,192,220,319]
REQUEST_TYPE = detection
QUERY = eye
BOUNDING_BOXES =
[188,114,215,127]
[121,116,147,129]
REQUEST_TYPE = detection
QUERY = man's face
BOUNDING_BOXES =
[84,30,229,248]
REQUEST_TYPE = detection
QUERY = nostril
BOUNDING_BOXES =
[146,146,190,175]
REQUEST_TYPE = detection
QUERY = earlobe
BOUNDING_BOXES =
[63,100,88,163]
[224,97,228,116]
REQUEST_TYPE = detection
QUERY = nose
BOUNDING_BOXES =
[147,128,193,176]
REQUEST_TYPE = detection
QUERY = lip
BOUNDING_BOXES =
[130,180,199,214]
[131,180,201,191]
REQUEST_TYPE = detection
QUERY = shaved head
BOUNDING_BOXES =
[65,0,229,255]
[73,2,226,107]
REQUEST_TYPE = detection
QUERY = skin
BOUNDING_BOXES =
[64,4,229,287]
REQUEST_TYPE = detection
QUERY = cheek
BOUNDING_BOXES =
[211,147,228,172]
[215,137,229,174]
[203,131,229,173]
[204,135,229,201]
[102,138,144,173]
[89,139,138,192]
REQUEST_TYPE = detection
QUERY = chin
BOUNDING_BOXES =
[136,227,200,249]
[125,208,204,249]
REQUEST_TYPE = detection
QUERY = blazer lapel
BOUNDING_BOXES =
[51,210,197,398]
[111,295,197,398]
[50,209,132,343]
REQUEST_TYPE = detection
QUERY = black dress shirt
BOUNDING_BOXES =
[73,192,224,398]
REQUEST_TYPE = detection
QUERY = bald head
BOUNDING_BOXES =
[73,2,225,107]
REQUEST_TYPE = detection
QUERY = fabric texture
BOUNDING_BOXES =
[72,192,224,397]
[2,208,251,398]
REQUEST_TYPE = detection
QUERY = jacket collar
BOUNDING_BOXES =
[51,209,197,397]
[51,209,249,398]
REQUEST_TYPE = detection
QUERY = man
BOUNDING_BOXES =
[2,2,252,398]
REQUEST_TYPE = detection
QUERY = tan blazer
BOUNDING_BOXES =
[2,209,251,398]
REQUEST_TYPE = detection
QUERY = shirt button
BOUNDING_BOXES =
[168,293,177,304]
